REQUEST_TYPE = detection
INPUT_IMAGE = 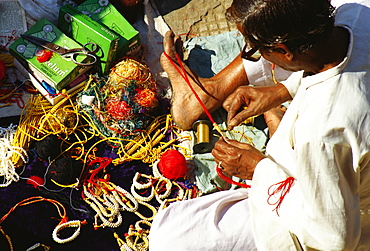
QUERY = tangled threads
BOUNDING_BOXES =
[77,58,159,139]
[105,98,134,121]
[134,87,158,109]
[47,107,78,132]
[106,58,156,90]
[0,124,28,187]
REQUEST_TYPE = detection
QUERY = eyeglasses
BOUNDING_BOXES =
[241,43,261,62]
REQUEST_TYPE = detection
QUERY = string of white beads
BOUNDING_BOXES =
[52,220,83,244]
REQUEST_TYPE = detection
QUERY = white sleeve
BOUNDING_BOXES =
[243,57,293,86]
[249,141,360,250]
[280,71,304,98]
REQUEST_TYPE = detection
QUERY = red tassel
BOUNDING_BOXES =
[267,176,295,216]
[27,176,44,189]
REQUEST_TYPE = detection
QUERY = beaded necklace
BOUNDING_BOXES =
[0,196,85,245]
[82,157,158,229]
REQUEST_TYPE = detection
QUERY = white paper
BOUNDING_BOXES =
[0,0,27,50]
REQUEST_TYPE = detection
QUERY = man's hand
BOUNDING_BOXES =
[223,83,292,129]
[212,137,266,180]
[264,106,287,138]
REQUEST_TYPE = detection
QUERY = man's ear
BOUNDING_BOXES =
[273,44,294,61]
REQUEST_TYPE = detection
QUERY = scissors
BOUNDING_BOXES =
[21,34,99,66]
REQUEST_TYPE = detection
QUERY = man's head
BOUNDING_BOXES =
[226,0,335,54]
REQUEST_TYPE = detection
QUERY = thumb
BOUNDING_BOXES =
[228,108,259,129]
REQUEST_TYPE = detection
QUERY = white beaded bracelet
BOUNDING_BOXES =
[52,220,83,244]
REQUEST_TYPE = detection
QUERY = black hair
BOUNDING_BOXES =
[226,0,335,53]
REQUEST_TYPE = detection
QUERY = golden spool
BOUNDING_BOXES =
[192,120,213,154]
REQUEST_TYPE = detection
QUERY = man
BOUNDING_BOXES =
[150,0,370,250]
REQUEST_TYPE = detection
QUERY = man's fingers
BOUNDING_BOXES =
[228,109,257,129]
[225,96,245,127]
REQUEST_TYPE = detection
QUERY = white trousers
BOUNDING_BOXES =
[149,188,257,251]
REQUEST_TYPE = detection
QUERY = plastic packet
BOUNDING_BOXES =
[18,0,76,24]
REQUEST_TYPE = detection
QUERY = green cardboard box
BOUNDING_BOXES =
[14,58,89,105]
[77,0,141,60]
[9,18,91,91]
[58,4,120,74]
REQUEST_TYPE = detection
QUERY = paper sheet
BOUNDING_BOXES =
[0,0,27,50]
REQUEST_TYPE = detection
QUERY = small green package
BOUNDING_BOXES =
[77,0,141,60]
[58,4,120,74]
[9,18,91,91]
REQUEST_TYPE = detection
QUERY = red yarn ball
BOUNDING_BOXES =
[158,149,188,180]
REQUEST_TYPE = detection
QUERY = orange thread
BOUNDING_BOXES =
[0,196,68,226]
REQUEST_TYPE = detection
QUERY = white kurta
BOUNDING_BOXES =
[250,2,370,250]
[149,2,370,250]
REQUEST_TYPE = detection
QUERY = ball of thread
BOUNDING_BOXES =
[46,157,83,185]
[34,135,62,160]
[158,149,187,180]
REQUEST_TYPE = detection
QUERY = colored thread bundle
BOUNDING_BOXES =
[11,85,84,167]
[77,58,159,140]
[112,114,188,165]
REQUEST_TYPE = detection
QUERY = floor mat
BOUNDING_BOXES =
[153,0,237,38]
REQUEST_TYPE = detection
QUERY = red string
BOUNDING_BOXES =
[163,51,216,125]
[82,157,113,197]
[216,165,251,188]
[267,176,295,216]
[163,52,253,187]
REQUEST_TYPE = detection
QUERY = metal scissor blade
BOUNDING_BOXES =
[20,34,69,55]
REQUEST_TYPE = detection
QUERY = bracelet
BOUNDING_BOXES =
[131,182,154,202]
[132,172,153,189]
[52,220,85,244]
[154,177,172,199]
[26,243,50,251]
